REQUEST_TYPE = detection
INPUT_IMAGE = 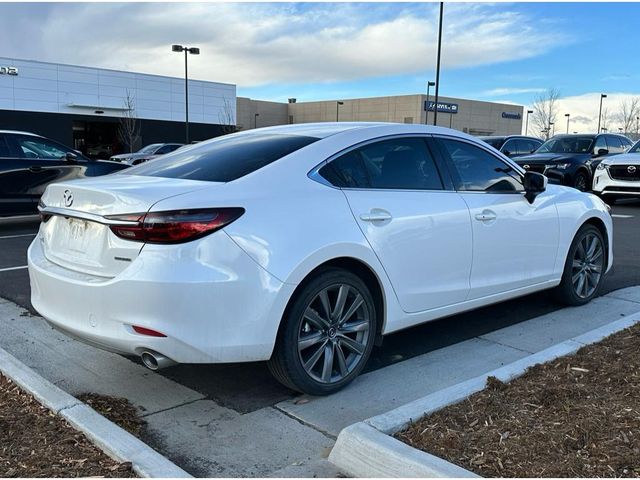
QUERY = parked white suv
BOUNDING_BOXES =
[29,123,613,395]
[593,139,640,204]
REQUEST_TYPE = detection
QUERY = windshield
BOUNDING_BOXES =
[537,136,594,154]
[137,144,162,154]
[629,140,640,153]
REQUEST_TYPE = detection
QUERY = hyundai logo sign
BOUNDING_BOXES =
[0,66,18,76]
[424,101,458,114]
[502,112,522,120]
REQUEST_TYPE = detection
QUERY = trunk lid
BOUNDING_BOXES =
[39,174,215,277]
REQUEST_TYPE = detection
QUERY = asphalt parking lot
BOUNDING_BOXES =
[1,201,639,414]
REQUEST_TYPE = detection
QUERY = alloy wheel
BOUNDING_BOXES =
[571,233,604,299]
[574,174,588,192]
[297,283,371,384]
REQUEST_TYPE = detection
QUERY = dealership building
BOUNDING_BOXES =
[1,57,524,158]
[0,57,236,158]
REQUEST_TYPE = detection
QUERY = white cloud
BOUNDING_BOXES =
[0,3,568,88]
[483,87,546,96]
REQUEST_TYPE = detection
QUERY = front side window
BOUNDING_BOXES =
[605,136,624,154]
[501,139,518,155]
[522,139,542,154]
[594,136,608,154]
[127,133,319,182]
[138,144,163,154]
[437,138,523,192]
[319,137,443,190]
[14,135,70,160]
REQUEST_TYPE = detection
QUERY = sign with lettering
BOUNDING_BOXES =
[424,101,458,114]
[501,112,522,120]
[0,66,18,76]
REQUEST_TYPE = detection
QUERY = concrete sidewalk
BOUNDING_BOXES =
[1,286,640,477]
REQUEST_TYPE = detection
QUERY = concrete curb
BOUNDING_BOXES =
[0,346,192,478]
[329,311,640,477]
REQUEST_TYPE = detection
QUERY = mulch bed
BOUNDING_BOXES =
[397,323,640,477]
[0,374,134,477]
[77,393,146,438]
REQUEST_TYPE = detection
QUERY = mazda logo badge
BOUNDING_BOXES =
[523,165,530,169]
[63,189,74,207]
[628,165,637,174]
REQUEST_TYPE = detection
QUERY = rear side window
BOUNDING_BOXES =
[0,136,10,158]
[606,136,624,154]
[320,137,443,190]
[127,133,319,182]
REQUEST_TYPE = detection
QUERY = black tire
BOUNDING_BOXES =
[554,224,606,306]
[573,171,589,192]
[268,267,377,395]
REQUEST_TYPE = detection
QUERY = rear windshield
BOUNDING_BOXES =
[124,133,319,182]
[480,137,504,149]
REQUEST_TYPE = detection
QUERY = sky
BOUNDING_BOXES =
[1,2,639,133]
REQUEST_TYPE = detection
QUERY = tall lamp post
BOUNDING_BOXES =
[254,113,260,129]
[425,81,436,125]
[336,101,344,122]
[636,116,639,136]
[597,93,607,134]
[432,2,444,126]
[525,109,533,135]
[565,113,570,134]
[550,121,555,137]
[172,44,200,144]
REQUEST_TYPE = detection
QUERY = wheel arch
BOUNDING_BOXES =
[581,216,610,270]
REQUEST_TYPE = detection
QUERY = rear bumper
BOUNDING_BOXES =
[28,231,294,364]
[593,169,640,197]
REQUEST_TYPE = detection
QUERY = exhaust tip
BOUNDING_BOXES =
[141,351,159,370]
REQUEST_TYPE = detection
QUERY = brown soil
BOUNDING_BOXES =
[396,323,640,477]
[77,393,146,437]
[0,374,134,478]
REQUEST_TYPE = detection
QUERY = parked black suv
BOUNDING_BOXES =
[514,133,633,191]
[0,130,129,217]
[479,135,544,158]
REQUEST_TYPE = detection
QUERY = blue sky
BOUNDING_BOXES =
[0,2,639,130]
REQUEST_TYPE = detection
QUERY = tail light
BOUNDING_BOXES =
[105,208,244,244]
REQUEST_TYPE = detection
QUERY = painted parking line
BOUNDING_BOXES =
[612,214,634,218]
[0,233,37,240]
[0,265,28,273]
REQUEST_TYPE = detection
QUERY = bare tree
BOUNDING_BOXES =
[531,88,561,139]
[118,90,140,153]
[600,106,611,132]
[618,97,640,135]
[218,98,238,135]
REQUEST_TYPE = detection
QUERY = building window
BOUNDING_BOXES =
[289,115,294,124]
[404,117,413,124]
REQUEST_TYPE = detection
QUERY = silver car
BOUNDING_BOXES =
[110,143,183,165]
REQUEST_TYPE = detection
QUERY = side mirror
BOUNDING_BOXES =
[594,148,608,157]
[65,152,78,162]
[523,171,547,203]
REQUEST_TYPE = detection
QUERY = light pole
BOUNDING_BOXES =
[636,116,639,136]
[432,2,444,126]
[254,113,260,129]
[336,101,344,122]
[565,113,570,134]
[172,44,200,144]
[525,109,533,135]
[597,93,607,134]
[619,127,623,134]
[425,81,435,125]
[550,122,555,137]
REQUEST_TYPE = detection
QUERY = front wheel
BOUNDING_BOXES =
[573,171,589,192]
[554,225,606,306]
[268,268,377,395]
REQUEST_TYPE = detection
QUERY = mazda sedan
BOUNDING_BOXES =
[28,123,613,395]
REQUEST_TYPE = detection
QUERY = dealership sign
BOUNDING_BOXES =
[501,112,522,119]
[424,101,458,114]
[0,66,18,76]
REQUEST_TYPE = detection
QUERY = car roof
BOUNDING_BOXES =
[0,130,41,137]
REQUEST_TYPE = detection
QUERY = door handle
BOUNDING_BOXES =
[360,211,392,222]
[29,166,43,173]
[475,211,497,222]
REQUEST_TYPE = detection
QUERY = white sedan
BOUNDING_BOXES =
[28,123,613,395]
[593,139,640,204]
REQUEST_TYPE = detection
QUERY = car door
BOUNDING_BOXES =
[319,136,472,313]
[434,136,560,300]
[6,134,88,210]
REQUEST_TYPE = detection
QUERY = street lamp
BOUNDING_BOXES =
[619,127,623,133]
[172,44,200,144]
[254,113,260,129]
[565,113,570,134]
[525,109,533,136]
[549,121,555,137]
[425,81,436,125]
[636,116,640,136]
[597,93,607,134]
[432,2,444,126]
[336,101,344,122]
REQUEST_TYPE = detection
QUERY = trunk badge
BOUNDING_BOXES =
[63,189,74,207]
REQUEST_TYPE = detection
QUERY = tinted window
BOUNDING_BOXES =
[594,136,608,154]
[538,136,594,154]
[320,137,443,190]
[127,133,319,182]
[438,138,523,192]
[522,139,542,154]
[0,136,10,158]
[501,139,518,155]
[480,137,505,149]
[629,140,640,153]
[14,135,70,160]
[606,136,624,154]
